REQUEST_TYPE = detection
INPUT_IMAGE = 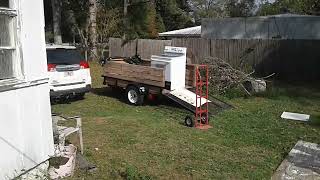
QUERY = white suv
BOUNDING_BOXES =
[46,45,91,99]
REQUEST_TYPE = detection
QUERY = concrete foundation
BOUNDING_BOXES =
[20,161,49,180]
[272,141,320,180]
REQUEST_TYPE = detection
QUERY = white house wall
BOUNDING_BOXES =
[0,0,54,179]
[20,0,48,80]
[0,84,53,179]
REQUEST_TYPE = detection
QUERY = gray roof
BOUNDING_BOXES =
[265,13,319,18]
[159,26,201,37]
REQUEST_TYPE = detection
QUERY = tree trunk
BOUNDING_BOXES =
[51,0,62,44]
[89,0,97,60]
[123,0,129,39]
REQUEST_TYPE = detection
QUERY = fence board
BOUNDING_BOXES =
[172,38,210,64]
[137,39,172,60]
[109,38,137,57]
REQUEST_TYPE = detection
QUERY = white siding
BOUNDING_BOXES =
[20,0,48,81]
[0,0,54,179]
[0,84,54,179]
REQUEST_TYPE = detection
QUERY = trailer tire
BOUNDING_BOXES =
[126,85,144,106]
[185,115,194,127]
[201,115,209,125]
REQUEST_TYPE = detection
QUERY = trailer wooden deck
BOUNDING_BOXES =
[103,60,198,90]
[104,61,166,87]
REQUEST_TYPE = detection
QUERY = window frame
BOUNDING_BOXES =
[0,0,23,87]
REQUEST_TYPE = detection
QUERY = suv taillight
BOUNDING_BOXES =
[48,64,56,72]
[80,60,89,69]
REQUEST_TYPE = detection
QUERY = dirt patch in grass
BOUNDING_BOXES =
[95,117,108,125]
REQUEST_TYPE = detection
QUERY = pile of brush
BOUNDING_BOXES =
[203,57,272,95]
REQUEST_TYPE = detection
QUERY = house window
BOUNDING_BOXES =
[0,0,19,81]
[0,0,9,8]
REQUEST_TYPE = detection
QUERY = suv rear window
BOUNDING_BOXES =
[47,49,84,65]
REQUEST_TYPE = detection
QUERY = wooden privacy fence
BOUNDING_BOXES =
[109,38,172,59]
[173,38,320,80]
[109,37,320,80]
[138,39,172,59]
[109,38,137,57]
[109,37,282,67]
[172,38,281,67]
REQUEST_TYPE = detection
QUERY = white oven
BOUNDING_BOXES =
[151,46,187,90]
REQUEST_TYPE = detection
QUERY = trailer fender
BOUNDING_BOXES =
[126,84,148,95]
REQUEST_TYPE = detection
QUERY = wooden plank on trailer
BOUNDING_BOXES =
[105,72,165,87]
[110,71,164,84]
[119,68,164,82]
[104,61,165,87]
[185,64,197,87]
[105,77,117,86]
[117,80,129,88]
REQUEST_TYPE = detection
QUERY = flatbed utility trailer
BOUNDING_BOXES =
[102,61,201,102]
[103,56,199,93]
[102,46,211,129]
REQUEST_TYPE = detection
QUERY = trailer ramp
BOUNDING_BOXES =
[162,88,211,113]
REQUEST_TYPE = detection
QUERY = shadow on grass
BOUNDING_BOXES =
[91,87,232,120]
[91,87,125,103]
[220,81,320,103]
[260,82,320,99]
[50,95,85,105]
[310,115,320,126]
[91,87,183,109]
[91,87,196,128]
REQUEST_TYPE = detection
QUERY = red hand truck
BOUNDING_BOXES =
[184,65,212,130]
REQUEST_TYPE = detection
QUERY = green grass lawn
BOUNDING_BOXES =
[52,62,320,179]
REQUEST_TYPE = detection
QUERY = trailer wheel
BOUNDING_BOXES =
[185,115,194,127]
[126,85,144,106]
[201,116,209,125]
